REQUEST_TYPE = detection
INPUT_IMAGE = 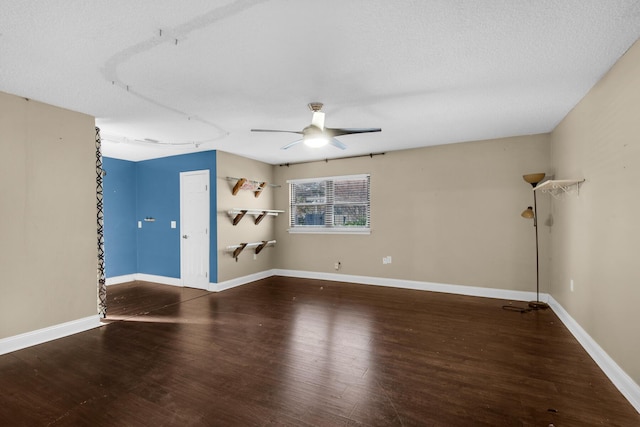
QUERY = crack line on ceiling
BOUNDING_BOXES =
[100,0,271,144]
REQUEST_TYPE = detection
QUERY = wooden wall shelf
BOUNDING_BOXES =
[228,209,284,226]
[226,240,276,260]
[227,177,280,198]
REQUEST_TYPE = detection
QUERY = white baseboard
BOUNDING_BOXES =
[548,296,640,413]
[0,315,101,356]
[272,269,545,302]
[110,269,545,302]
[106,274,194,288]
[107,274,212,288]
[106,274,135,286]
[133,273,182,287]
[211,269,276,292]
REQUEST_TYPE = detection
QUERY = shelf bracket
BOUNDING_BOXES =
[254,211,268,225]
[231,178,247,196]
[232,243,248,260]
[255,240,269,254]
[254,182,267,198]
[232,210,248,226]
[535,179,585,199]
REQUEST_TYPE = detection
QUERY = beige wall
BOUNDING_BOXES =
[274,135,551,291]
[216,151,277,282]
[550,40,640,384]
[0,92,97,338]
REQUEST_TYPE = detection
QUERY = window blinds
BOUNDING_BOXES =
[288,174,370,232]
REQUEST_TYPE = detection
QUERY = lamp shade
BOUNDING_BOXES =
[523,173,545,186]
[521,206,535,219]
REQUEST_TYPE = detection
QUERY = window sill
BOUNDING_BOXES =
[287,227,371,235]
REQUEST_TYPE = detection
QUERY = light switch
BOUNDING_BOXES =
[171,221,176,229]
[137,221,142,228]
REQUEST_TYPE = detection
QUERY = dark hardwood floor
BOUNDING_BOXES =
[1,276,638,426]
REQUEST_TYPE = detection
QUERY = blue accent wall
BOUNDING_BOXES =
[136,151,217,280]
[102,151,217,282]
[103,157,137,277]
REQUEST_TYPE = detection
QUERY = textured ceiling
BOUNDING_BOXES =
[2,1,640,164]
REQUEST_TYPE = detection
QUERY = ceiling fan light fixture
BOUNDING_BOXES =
[303,135,329,148]
[251,102,381,150]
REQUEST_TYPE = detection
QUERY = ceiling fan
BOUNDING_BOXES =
[251,102,381,150]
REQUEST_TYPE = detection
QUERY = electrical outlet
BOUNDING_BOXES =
[383,256,392,264]
[334,262,341,270]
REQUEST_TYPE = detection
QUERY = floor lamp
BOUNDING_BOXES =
[521,173,549,310]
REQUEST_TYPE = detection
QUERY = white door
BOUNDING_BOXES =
[180,170,210,290]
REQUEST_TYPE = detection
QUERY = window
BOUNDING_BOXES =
[288,174,370,234]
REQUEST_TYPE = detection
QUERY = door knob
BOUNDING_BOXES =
[182,235,188,239]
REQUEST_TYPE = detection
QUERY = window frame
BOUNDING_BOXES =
[287,174,371,235]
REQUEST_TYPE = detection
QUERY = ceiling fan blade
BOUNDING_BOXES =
[251,129,304,135]
[325,127,382,137]
[280,139,303,150]
[329,138,347,150]
[311,111,325,130]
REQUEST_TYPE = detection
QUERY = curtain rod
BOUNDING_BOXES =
[278,152,385,167]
